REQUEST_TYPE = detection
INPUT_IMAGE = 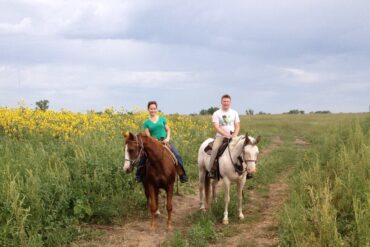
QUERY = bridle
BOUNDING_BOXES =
[124,135,145,167]
[227,136,258,174]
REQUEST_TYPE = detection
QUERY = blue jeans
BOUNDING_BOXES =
[170,143,187,179]
[135,143,187,181]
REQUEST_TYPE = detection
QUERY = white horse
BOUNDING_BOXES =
[198,133,260,224]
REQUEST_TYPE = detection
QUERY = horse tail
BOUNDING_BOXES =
[205,171,211,206]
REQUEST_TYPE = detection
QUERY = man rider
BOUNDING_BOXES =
[208,94,240,178]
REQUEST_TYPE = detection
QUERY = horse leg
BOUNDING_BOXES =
[211,179,218,203]
[144,184,151,211]
[237,176,246,220]
[166,184,174,230]
[223,178,231,225]
[154,186,160,216]
[199,167,206,211]
[148,185,158,230]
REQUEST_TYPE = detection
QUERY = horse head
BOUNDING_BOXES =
[122,131,144,173]
[243,133,261,176]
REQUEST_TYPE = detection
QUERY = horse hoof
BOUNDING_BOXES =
[239,214,245,220]
[223,219,229,225]
[155,210,161,216]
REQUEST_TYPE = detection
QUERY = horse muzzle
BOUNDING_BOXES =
[246,162,257,174]
[123,161,133,173]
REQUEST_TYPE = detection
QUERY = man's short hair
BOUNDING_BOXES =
[221,94,231,101]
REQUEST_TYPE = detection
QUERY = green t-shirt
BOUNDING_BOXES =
[143,116,167,140]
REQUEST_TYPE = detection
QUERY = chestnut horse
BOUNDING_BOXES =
[122,132,181,229]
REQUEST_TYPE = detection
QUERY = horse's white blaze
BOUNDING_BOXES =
[244,144,259,174]
[123,144,131,173]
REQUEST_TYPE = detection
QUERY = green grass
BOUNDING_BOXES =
[279,115,370,247]
[1,113,369,246]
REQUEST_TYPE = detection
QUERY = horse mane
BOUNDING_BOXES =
[229,135,245,149]
[137,132,161,146]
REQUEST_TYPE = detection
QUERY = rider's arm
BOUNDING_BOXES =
[144,128,151,137]
[164,124,171,142]
[232,122,240,137]
[213,123,231,138]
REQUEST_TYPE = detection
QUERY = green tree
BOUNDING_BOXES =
[199,107,219,115]
[35,100,49,111]
[245,109,254,115]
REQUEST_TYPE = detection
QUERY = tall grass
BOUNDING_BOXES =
[0,131,147,246]
[0,111,212,246]
[279,116,370,246]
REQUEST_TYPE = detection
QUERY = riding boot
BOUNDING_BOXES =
[179,164,188,183]
[208,135,224,179]
[170,144,188,183]
[135,155,147,183]
[135,166,143,183]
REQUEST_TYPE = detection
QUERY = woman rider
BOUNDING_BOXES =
[135,101,188,183]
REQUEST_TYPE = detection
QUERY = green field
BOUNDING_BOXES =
[1,111,369,246]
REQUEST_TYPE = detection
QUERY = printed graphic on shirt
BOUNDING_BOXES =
[219,114,233,127]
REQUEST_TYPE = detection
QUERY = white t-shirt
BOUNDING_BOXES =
[212,109,240,136]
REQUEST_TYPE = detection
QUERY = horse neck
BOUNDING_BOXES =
[228,139,244,162]
[141,136,163,164]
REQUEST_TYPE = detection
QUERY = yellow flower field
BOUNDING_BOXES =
[0,107,212,140]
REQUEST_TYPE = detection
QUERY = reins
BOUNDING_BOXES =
[226,136,258,174]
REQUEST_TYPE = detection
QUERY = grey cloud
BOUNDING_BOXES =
[0,0,369,114]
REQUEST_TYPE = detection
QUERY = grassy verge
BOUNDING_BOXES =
[279,115,370,246]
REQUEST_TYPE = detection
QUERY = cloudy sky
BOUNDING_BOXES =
[0,0,369,114]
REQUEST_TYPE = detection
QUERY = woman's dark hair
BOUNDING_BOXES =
[147,101,158,109]
[221,94,231,101]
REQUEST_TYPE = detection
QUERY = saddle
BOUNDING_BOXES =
[137,142,183,177]
[204,138,229,156]
[162,142,183,176]
[204,138,245,179]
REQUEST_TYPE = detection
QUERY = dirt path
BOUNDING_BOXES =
[208,136,308,247]
[208,136,287,247]
[209,173,289,247]
[76,190,199,247]
[76,136,290,247]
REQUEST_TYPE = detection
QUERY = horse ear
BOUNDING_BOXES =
[255,136,261,144]
[244,133,250,145]
[123,131,130,139]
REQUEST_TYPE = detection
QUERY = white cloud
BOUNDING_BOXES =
[0,64,204,91]
[281,68,321,83]
[0,17,32,34]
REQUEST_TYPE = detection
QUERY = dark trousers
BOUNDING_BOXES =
[170,143,187,178]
